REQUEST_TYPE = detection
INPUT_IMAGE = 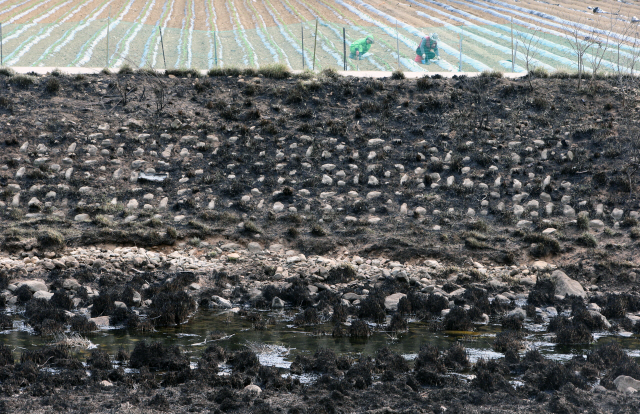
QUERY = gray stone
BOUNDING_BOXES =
[271,296,285,308]
[614,375,640,393]
[589,220,605,230]
[62,278,81,290]
[244,384,262,397]
[507,308,526,319]
[384,293,407,311]
[612,208,624,221]
[212,295,232,309]
[19,280,48,293]
[33,291,54,300]
[74,214,90,222]
[90,316,110,327]
[553,270,586,299]
[563,205,576,218]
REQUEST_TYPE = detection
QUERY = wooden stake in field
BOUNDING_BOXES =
[312,20,318,71]
[343,28,347,71]
[459,27,463,72]
[159,26,167,69]
[396,20,400,71]
[301,23,305,70]
[511,17,514,72]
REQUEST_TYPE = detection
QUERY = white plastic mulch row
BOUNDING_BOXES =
[243,0,283,65]
[33,0,118,66]
[456,0,640,70]
[415,0,580,70]
[334,0,436,71]
[311,0,391,70]
[150,0,176,68]
[173,1,188,68]
[228,0,260,67]
[261,0,313,68]
[411,0,569,70]
[225,0,249,67]
[74,0,137,66]
[280,0,343,68]
[1,0,71,49]
[346,0,487,71]
[5,0,96,66]
[484,0,640,50]
[111,0,157,68]
[138,0,169,68]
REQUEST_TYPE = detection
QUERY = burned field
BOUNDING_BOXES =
[1,67,640,412]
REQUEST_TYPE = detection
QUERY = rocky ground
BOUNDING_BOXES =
[1,67,640,412]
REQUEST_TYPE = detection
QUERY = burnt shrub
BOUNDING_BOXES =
[228,350,259,372]
[414,344,445,373]
[91,292,115,317]
[279,279,313,307]
[25,298,68,334]
[0,344,13,366]
[70,315,97,333]
[14,285,33,303]
[345,360,373,389]
[444,343,470,371]
[0,311,12,330]
[493,330,523,352]
[388,313,407,333]
[531,361,586,391]
[349,319,371,338]
[571,306,607,331]
[527,277,556,306]
[199,345,226,371]
[357,293,386,324]
[548,316,593,344]
[20,345,71,367]
[375,347,409,373]
[472,359,511,393]
[501,313,524,331]
[147,291,196,326]
[291,348,339,375]
[602,294,640,319]
[129,342,189,371]
[88,349,113,370]
[331,302,348,323]
[50,290,73,310]
[443,306,472,331]
[293,307,320,325]
[325,264,357,283]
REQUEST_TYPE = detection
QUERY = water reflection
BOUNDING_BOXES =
[2,308,640,365]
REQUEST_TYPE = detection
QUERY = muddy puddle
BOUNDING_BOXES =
[3,307,640,373]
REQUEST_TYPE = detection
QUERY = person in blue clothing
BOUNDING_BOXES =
[415,33,440,65]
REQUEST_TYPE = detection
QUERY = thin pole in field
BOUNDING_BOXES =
[301,23,304,70]
[214,31,217,67]
[511,17,514,72]
[343,27,346,71]
[396,20,400,70]
[459,27,463,72]
[159,26,167,69]
[312,19,318,70]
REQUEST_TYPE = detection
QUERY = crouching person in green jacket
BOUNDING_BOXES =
[349,36,374,60]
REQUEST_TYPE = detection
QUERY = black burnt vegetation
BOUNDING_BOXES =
[1,72,640,412]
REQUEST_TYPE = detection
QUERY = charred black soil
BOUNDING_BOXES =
[1,68,640,412]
